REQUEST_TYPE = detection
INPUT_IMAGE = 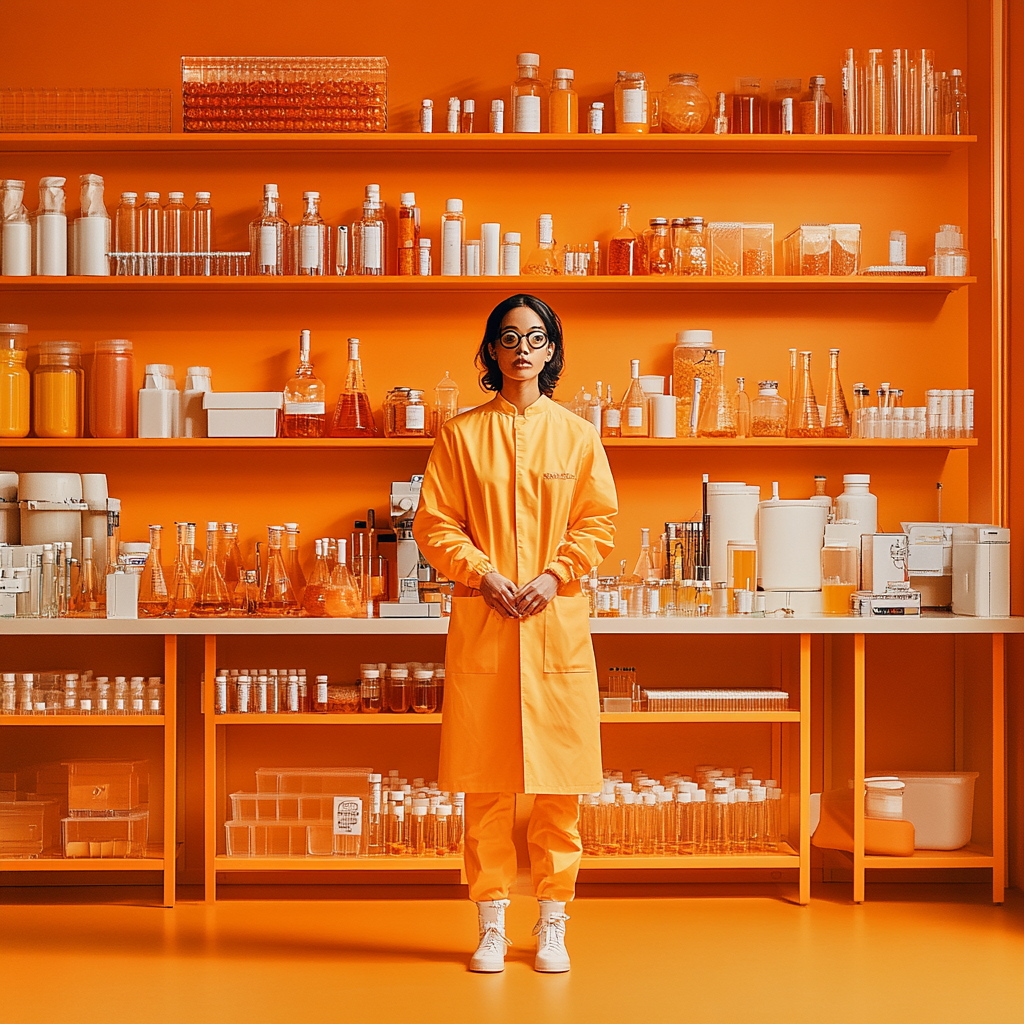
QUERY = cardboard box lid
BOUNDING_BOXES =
[203,392,283,410]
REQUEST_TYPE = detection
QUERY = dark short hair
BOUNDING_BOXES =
[475,294,565,395]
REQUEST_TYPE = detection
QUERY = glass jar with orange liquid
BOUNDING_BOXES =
[614,71,651,133]
[33,340,84,438]
[0,324,30,438]
[89,338,134,438]
[821,541,858,616]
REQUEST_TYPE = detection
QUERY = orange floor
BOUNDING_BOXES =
[1,883,1021,1024]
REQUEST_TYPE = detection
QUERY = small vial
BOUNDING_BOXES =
[779,97,794,134]
[501,231,521,275]
[588,102,604,134]
[889,230,908,267]
[419,99,433,133]
[713,92,729,133]
[464,239,481,276]
[447,97,460,134]
[461,99,475,134]
[334,225,349,275]
[417,238,432,275]
[490,99,504,133]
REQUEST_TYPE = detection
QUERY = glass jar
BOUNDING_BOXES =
[821,541,859,616]
[671,330,714,437]
[644,218,672,275]
[360,667,382,714]
[731,77,765,133]
[595,577,622,617]
[660,73,711,134]
[33,339,84,438]
[614,72,651,134]
[672,217,707,276]
[412,670,437,714]
[800,76,833,134]
[387,667,410,713]
[89,338,134,438]
[751,381,788,437]
[327,683,360,713]
[383,387,410,437]
[0,324,30,438]
[397,389,427,436]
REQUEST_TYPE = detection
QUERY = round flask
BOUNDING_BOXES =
[660,73,711,133]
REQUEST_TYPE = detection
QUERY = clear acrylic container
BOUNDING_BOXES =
[783,224,830,275]
[0,800,61,857]
[65,759,149,814]
[830,224,861,276]
[741,223,774,275]
[707,223,742,276]
[63,810,149,858]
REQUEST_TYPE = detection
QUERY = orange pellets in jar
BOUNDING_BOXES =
[32,340,84,438]
[0,324,30,439]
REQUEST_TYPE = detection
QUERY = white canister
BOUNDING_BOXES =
[835,473,878,535]
[757,498,829,591]
[707,482,760,585]
[650,394,677,437]
[18,472,86,559]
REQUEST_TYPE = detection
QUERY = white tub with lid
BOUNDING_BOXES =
[876,770,979,850]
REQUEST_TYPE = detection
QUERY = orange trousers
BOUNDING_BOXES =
[464,793,582,903]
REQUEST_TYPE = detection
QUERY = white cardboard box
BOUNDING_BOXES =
[203,392,283,438]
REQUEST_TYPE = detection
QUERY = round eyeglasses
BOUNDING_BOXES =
[497,329,550,350]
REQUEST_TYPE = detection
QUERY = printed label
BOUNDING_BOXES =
[362,224,382,270]
[285,402,325,415]
[622,89,647,124]
[627,406,643,427]
[259,225,278,267]
[417,246,431,275]
[501,244,520,276]
[333,796,364,836]
[299,225,321,269]
[442,219,463,275]
[514,94,541,132]
[405,404,425,430]
[588,108,603,134]
[317,682,328,704]
[605,409,621,428]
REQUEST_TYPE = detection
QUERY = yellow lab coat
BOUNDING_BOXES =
[413,393,617,794]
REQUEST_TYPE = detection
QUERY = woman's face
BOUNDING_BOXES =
[490,306,555,386]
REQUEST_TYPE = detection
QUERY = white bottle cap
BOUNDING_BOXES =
[206,520,218,531]
[419,238,431,248]
[302,190,320,199]
[677,329,714,346]
[503,232,521,244]
[446,198,463,212]
[264,183,279,195]
[448,97,460,109]
[464,99,475,112]
[491,99,504,111]
[400,192,416,205]
[186,366,211,376]
[121,191,137,199]
[553,68,574,79]
[630,359,640,377]
[143,191,160,200]
[421,98,433,107]
[168,191,185,200]
[517,53,540,65]
[843,474,870,484]
[347,337,360,359]
[195,191,211,200]
[592,102,605,110]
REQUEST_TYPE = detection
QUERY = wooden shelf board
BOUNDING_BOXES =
[214,855,463,871]
[0,132,975,155]
[4,437,977,451]
[0,715,165,726]
[581,842,800,869]
[0,275,975,293]
[861,843,994,868]
[215,713,442,725]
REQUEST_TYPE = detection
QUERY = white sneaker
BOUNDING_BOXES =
[533,901,571,973]
[469,899,511,973]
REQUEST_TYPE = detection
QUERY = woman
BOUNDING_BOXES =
[413,294,617,974]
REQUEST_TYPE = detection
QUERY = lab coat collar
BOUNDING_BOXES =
[490,392,552,418]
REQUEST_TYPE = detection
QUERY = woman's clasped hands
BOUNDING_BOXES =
[479,571,560,619]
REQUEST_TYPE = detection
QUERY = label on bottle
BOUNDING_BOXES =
[299,225,321,269]
[259,225,278,268]
[285,402,325,415]
[441,219,463,275]
[287,682,299,712]
[362,224,383,271]
[333,795,363,836]
[514,94,542,133]
[1,220,32,276]
[501,244,520,276]
[605,408,621,428]
[36,214,68,275]
[490,110,504,133]
[627,406,643,427]
[587,407,601,432]
[417,245,431,276]
[405,403,425,430]
[588,107,604,134]
[77,217,110,276]
[622,89,647,124]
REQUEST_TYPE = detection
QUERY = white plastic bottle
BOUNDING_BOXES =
[138,364,180,438]
[181,366,212,437]
[835,473,878,535]
[33,176,68,276]
[73,173,111,277]
[440,199,464,276]
[1,179,32,276]
[501,232,521,275]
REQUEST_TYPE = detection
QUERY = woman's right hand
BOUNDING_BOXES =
[479,571,521,619]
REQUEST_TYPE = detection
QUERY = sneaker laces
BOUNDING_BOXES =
[477,922,512,956]
[532,912,570,952]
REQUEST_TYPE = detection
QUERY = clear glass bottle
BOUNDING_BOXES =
[511,52,545,133]
[620,359,649,437]
[325,539,362,617]
[942,69,969,135]
[548,68,578,132]
[388,667,411,713]
[789,351,823,438]
[220,523,245,598]
[114,192,138,269]
[295,191,328,276]
[412,670,437,713]
[632,527,655,581]
[137,191,162,274]
[821,541,858,616]
[165,522,196,617]
[353,200,385,276]
[432,371,459,436]
[712,91,729,133]
[360,668,383,713]
[32,340,83,438]
[800,76,833,134]
[0,323,30,438]
[823,348,851,438]
[602,384,620,437]
[645,218,673,275]
[329,337,378,438]
[461,99,475,133]
[281,329,327,438]
[588,101,605,134]
[191,522,232,617]
[249,184,288,275]
[673,216,707,276]
[1,179,32,276]
[733,377,751,438]
[283,523,306,600]
[189,191,214,275]
[137,525,169,617]
[395,389,428,437]
[608,204,642,276]
[162,192,188,275]
[614,71,650,133]
[697,351,736,437]
[522,214,559,276]
[302,539,330,617]
[751,381,788,437]
[660,73,710,133]
[259,526,298,616]
[398,192,420,276]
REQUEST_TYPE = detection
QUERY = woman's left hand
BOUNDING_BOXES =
[513,572,560,618]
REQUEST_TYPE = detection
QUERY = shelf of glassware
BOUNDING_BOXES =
[581,841,801,870]
[0,715,165,726]
[207,711,799,725]
[213,854,465,872]
[0,132,977,155]
[0,275,976,294]
[5,437,979,451]
[3,615,1021,637]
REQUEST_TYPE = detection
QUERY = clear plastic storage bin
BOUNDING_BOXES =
[876,771,979,849]
[62,810,149,857]
[0,800,61,857]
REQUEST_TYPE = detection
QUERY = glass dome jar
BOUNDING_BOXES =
[660,73,711,134]
[751,380,788,437]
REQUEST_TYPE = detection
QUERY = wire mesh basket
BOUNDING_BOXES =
[181,57,388,132]
[0,88,172,132]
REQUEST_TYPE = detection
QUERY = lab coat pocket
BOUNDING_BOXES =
[543,596,594,674]
[447,596,500,674]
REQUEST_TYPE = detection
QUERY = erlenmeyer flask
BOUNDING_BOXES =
[192,522,232,617]
[823,347,851,438]
[789,350,823,437]
[302,539,331,617]
[329,338,378,437]
[165,522,196,617]
[259,526,298,616]
[325,539,363,617]
[697,350,737,437]
[283,523,306,599]
[137,524,169,617]
[220,523,244,592]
